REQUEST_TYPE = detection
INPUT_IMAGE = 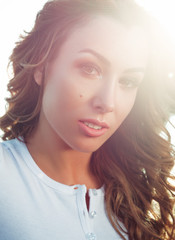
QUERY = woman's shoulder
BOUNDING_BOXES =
[0,138,22,162]
[0,138,17,149]
[0,140,10,157]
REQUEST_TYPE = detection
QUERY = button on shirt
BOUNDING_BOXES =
[0,139,128,240]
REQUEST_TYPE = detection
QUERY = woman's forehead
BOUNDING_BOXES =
[52,16,148,71]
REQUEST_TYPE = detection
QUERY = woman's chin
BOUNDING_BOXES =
[68,141,103,153]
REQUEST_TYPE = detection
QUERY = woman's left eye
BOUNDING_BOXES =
[119,77,141,89]
[80,63,102,79]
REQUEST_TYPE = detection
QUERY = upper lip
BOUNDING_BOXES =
[79,119,109,128]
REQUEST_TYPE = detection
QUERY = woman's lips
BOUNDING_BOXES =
[78,119,109,137]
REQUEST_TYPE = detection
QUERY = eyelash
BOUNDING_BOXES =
[119,77,141,89]
[79,62,102,79]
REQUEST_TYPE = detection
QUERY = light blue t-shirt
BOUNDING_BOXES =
[0,139,128,240]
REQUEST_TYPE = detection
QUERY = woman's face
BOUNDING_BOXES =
[35,16,148,153]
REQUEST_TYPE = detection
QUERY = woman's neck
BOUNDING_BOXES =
[26,124,100,189]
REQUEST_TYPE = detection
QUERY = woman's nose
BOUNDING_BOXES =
[92,80,115,114]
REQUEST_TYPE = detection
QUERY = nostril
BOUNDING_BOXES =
[92,97,114,113]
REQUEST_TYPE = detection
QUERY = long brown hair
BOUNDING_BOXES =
[0,0,175,239]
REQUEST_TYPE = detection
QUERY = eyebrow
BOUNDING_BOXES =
[78,48,145,73]
[78,48,111,66]
[124,68,145,74]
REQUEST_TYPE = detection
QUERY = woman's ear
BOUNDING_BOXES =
[34,68,43,86]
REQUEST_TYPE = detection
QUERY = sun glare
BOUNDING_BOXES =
[136,0,175,41]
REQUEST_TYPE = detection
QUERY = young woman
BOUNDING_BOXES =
[0,0,175,239]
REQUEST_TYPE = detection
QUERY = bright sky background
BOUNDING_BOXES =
[0,0,174,148]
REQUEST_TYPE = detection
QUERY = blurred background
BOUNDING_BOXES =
[0,0,174,148]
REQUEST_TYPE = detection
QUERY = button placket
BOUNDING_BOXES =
[88,189,98,221]
[92,189,98,196]
[86,232,96,240]
[76,185,95,239]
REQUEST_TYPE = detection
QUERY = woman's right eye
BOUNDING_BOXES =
[79,63,102,79]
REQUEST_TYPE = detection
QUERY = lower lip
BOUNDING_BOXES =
[78,121,108,137]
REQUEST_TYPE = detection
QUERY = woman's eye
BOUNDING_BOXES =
[80,63,102,79]
[119,77,141,89]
